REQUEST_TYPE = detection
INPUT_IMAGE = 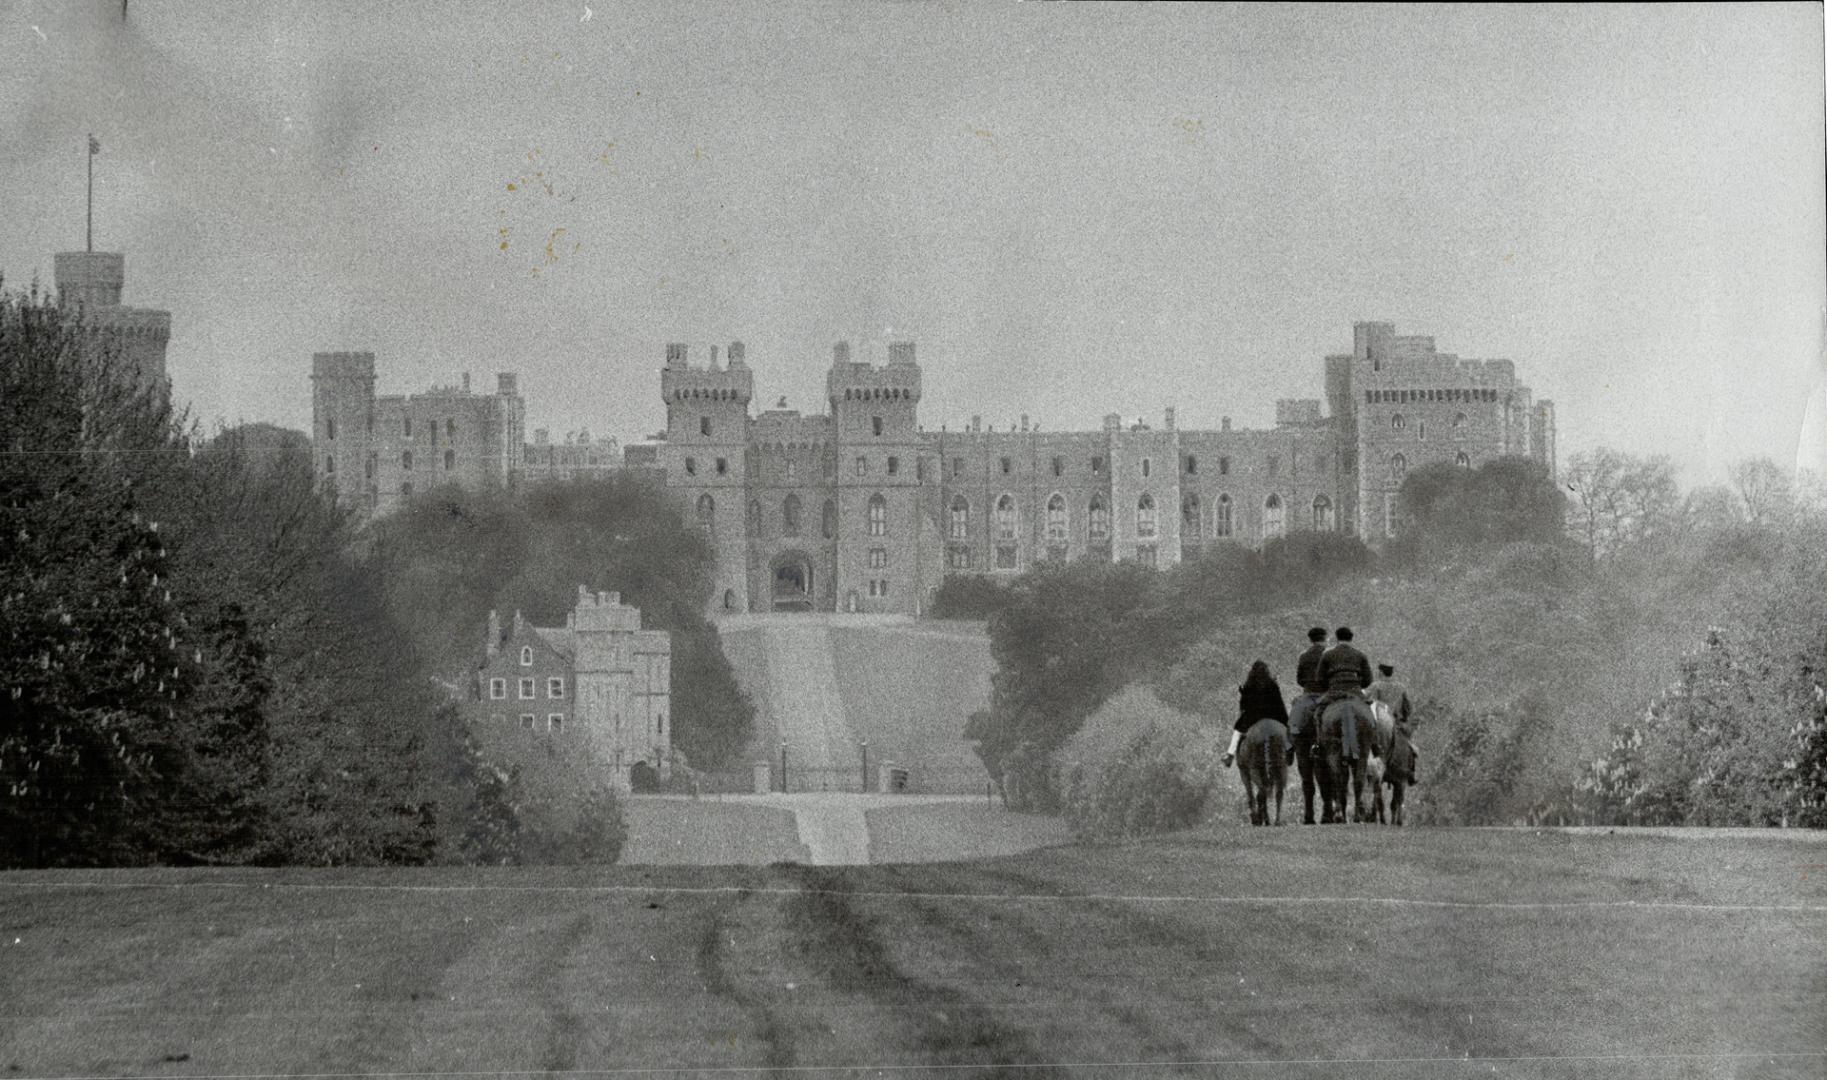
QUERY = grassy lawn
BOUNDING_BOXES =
[866,802,1074,864]
[2,828,1823,1078]
[620,799,808,865]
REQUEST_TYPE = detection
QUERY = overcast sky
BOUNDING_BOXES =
[3,2,1822,483]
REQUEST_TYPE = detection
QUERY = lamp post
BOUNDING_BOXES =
[860,740,869,794]
[780,741,789,794]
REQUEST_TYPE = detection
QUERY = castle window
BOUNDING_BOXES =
[1313,495,1334,532]
[783,494,801,537]
[685,457,697,476]
[548,714,564,734]
[1456,452,1471,468]
[1215,495,1233,538]
[1392,414,1406,430]
[952,457,964,478]
[1290,450,1298,476]
[520,646,533,666]
[1136,544,1158,568]
[916,457,927,481]
[490,678,507,700]
[1453,412,1468,430]
[1263,494,1285,540]
[1000,456,1012,475]
[1141,458,1151,479]
[715,457,728,475]
[1390,453,1407,481]
[873,416,884,437]
[447,419,456,438]
[365,454,375,480]
[822,500,837,539]
[887,456,900,476]
[399,482,413,499]
[548,677,565,698]
[701,417,712,437]
[402,417,412,438]
[1091,456,1104,475]
[519,677,536,699]
[995,494,1018,540]
[1219,456,1231,476]
[657,713,665,735]
[868,493,888,537]
[723,589,737,611]
[444,449,455,470]
[1046,493,1067,542]
[1267,456,1279,478]
[785,458,798,480]
[366,415,374,435]
[521,714,536,730]
[1088,494,1109,542]
[1182,493,1201,538]
[1417,421,1427,441]
[1136,494,1157,539]
[949,495,968,541]
[1185,455,1197,475]
[326,417,336,440]
[855,456,868,477]
[947,546,974,570]
[869,547,887,569]
[325,455,336,475]
[697,494,715,536]
[401,450,414,471]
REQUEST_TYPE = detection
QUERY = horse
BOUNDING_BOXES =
[1316,695,1374,823]
[1359,701,1398,824]
[1236,718,1291,826]
[1382,719,1418,826]
[1286,694,1324,824]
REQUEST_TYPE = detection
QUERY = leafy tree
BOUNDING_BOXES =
[1561,449,1682,560]
[1395,456,1565,560]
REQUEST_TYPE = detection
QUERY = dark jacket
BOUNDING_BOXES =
[1235,677,1290,735]
[1295,643,1328,694]
[1318,643,1373,694]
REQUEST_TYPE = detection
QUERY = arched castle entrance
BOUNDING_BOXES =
[770,552,815,612]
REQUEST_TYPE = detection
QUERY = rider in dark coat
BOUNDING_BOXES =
[1222,660,1289,768]
[1286,626,1329,823]
[1316,626,1374,759]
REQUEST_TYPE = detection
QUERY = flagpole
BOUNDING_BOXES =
[86,134,93,253]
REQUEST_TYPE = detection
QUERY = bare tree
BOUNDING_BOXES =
[1562,448,1682,560]
[1729,457,1793,526]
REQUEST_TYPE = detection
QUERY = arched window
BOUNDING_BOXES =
[1046,493,1067,541]
[444,449,455,470]
[1392,414,1406,431]
[1453,412,1468,430]
[401,450,413,471]
[995,494,1017,540]
[1088,494,1109,542]
[822,500,837,539]
[723,589,737,611]
[1313,495,1333,532]
[1390,453,1407,481]
[1215,494,1234,538]
[700,417,712,437]
[867,493,888,537]
[1136,493,1157,539]
[1456,451,1471,468]
[872,416,884,436]
[782,494,801,537]
[697,493,715,536]
[1263,493,1285,539]
[1185,455,1197,475]
[949,495,969,541]
[1141,458,1152,479]
[520,646,533,666]
[1182,492,1201,538]
[1219,456,1231,476]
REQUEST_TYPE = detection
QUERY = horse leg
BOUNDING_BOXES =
[1350,757,1367,823]
[1390,781,1404,827]
[1297,742,1318,824]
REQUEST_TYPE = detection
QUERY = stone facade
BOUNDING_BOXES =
[469,588,672,790]
[54,251,170,389]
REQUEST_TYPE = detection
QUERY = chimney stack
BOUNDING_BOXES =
[833,341,851,365]
[1164,407,1176,431]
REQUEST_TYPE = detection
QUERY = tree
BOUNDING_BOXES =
[1561,449,1682,560]
[1397,456,1565,555]
[1730,457,1794,527]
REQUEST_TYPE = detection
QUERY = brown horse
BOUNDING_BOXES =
[1317,697,1373,823]
[1237,718,1291,826]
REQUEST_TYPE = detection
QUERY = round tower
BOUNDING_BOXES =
[311,352,377,508]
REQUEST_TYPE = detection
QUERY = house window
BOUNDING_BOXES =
[822,500,837,539]
[1182,493,1201,538]
[401,450,414,470]
[1045,494,1067,542]
[868,493,888,536]
[1052,456,1064,478]
[995,494,1017,540]
[548,714,564,733]
[1392,414,1406,431]
[1390,453,1407,482]
[783,494,801,537]
[1215,494,1233,538]
[1219,456,1231,476]
[1091,456,1104,475]
[1136,544,1158,568]
[1136,493,1157,539]
[548,677,565,698]
[872,416,884,437]
[949,495,969,541]
[1264,494,1285,540]
[685,457,697,476]
[520,646,534,666]
[887,456,899,476]
[490,678,507,700]
[701,417,712,437]
[1088,494,1109,542]
[1456,452,1471,468]
[519,677,536,699]
[715,457,728,475]
[521,714,536,730]
[855,456,868,476]
[869,547,887,569]
[1313,495,1334,531]
[697,494,715,536]
[1000,456,1012,475]
[1185,455,1197,475]
[444,449,455,470]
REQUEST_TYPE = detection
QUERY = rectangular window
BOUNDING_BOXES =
[716,457,728,475]
[952,457,964,478]
[880,578,889,597]
[548,677,565,698]
[1091,456,1104,475]
[1267,456,1280,478]
[916,457,926,482]
[518,677,535,699]
[867,580,879,598]
[855,456,868,476]
[1051,456,1064,477]
[995,544,1018,571]
[490,678,507,700]
[548,714,564,733]
[701,417,712,437]
[1000,456,1012,475]
[520,713,536,730]
[868,547,887,569]
[947,545,973,570]
[872,416,884,437]
[402,417,412,438]
[1219,457,1231,476]
[887,456,899,476]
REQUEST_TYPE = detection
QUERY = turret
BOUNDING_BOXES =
[311,351,377,506]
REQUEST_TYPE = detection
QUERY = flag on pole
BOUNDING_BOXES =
[89,135,100,155]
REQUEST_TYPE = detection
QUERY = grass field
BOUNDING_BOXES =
[3,827,1823,1078]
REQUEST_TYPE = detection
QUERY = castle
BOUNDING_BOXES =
[53,250,170,388]
[311,322,1555,617]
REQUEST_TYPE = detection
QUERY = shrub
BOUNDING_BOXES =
[1055,686,1223,840]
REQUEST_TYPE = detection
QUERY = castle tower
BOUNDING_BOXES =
[310,351,377,508]
[828,339,927,613]
[660,342,754,615]
[54,251,171,388]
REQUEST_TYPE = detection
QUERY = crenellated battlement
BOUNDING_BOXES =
[311,351,378,382]
[825,340,921,403]
[661,342,755,404]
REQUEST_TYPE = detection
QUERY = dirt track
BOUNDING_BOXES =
[2,826,1823,1078]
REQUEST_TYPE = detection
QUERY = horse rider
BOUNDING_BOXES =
[1222,659,1290,768]
[1315,626,1375,760]
[1286,626,1329,821]
[1365,663,1412,730]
